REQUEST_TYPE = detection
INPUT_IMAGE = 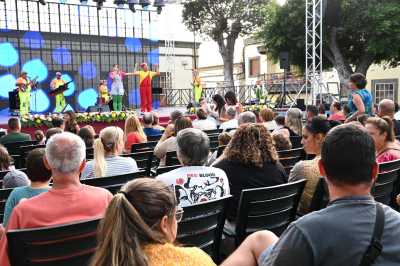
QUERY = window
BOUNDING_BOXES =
[372,79,398,104]
[249,57,260,77]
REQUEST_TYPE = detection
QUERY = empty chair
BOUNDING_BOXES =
[7,218,100,266]
[177,196,231,263]
[4,140,39,156]
[0,188,15,221]
[230,179,306,245]
[277,148,303,175]
[372,160,400,206]
[204,129,222,135]
[81,170,146,194]
[131,141,158,153]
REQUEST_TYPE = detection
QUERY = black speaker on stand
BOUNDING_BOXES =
[326,0,341,27]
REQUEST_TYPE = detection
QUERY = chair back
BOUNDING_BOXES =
[217,145,227,158]
[81,170,146,194]
[309,177,330,212]
[289,136,302,148]
[131,141,158,153]
[165,151,180,166]
[235,180,306,244]
[156,165,181,175]
[204,129,222,135]
[4,140,39,155]
[177,196,231,263]
[123,151,154,176]
[147,135,162,142]
[0,188,14,221]
[7,218,100,266]
[277,148,303,175]
[372,160,400,205]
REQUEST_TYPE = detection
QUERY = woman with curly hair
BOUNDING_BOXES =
[213,124,287,221]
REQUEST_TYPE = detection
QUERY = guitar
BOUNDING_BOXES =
[49,81,73,96]
[17,76,38,92]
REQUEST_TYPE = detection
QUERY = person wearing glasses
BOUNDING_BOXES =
[90,178,216,266]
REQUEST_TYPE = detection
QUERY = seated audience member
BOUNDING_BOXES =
[259,108,277,131]
[0,118,31,144]
[273,133,292,151]
[81,127,138,179]
[275,108,303,140]
[90,178,216,266]
[289,117,331,214]
[0,145,29,189]
[3,148,51,226]
[238,111,257,125]
[207,132,232,166]
[154,117,193,166]
[169,110,183,124]
[45,127,63,143]
[365,117,400,163]
[34,130,45,144]
[157,128,229,207]
[378,99,400,136]
[64,110,80,134]
[78,127,95,148]
[328,102,346,121]
[152,112,165,131]
[51,117,65,130]
[306,105,318,122]
[124,115,147,152]
[220,106,238,131]
[214,124,287,221]
[0,132,113,266]
[222,124,400,266]
[143,112,163,137]
[272,115,286,135]
[193,109,217,131]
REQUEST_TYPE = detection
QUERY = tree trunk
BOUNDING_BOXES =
[215,29,237,87]
[222,50,235,87]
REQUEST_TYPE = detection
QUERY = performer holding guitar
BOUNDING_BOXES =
[50,72,66,113]
[15,71,37,116]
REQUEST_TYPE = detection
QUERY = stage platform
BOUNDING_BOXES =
[0,107,188,137]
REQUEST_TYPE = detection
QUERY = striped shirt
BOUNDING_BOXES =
[81,155,138,179]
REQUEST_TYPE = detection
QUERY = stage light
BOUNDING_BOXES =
[38,0,46,5]
[80,0,88,4]
[93,0,104,10]
[114,0,125,8]
[153,0,165,14]
[139,0,150,8]
[128,3,136,12]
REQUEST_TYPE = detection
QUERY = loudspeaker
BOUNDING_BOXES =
[326,0,341,27]
[279,52,290,70]
[87,105,110,113]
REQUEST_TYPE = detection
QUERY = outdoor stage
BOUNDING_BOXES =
[0,107,189,137]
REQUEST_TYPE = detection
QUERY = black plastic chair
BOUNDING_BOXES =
[7,218,100,266]
[81,170,146,194]
[147,135,162,142]
[217,145,227,158]
[177,196,232,263]
[131,141,158,153]
[232,179,306,245]
[204,129,223,135]
[4,140,39,156]
[155,165,181,175]
[277,148,303,175]
[0,188,15,222]
[372,160,400,206]
[165,151,180,166]
[123,151,154,176]
[289,136,302,149]
[309,177,330,212]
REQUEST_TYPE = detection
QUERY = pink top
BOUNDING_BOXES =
[328,112,346,121]
[109,71,126,80]
[0,184,113,266]
[377,150,400,164]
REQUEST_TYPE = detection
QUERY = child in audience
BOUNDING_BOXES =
[3,148,51,226]
[272,134,292,151]
[0,145,29,189]
[90,178,216,266]
[207,132,232,166]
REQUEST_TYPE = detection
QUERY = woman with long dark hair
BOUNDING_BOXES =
[211,94,227,123]
[64,111,80,134]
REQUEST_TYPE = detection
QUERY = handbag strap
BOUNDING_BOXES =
[359,203,385,266]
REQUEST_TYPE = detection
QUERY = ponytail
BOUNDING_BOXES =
[366,116,395,142]
[93,138,107,178]
[381,116,395,142]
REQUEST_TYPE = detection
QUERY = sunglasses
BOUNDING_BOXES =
[175,207,184,223]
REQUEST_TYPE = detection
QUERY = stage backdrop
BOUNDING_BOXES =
[0,1,161,114]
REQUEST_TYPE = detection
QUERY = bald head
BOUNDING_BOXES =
[378,99,395,118]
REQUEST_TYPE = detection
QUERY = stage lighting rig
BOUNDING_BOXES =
[153,0,165,14]
[80,0,88,5]
[114,0,126,8]
[38,0,46,5]
[93,0,105,10]
[139,0,150,7]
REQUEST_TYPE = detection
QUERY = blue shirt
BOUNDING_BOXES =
[3,186,49,226]
[348,88,372,115]
[143,127,163,137]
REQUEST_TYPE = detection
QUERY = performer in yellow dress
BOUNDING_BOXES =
[15,71,32,116]
[98,80,109,105]
[50,72,66,113]
[192,69,203,104]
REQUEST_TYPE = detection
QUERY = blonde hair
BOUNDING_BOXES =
[124,115,147,142]
[90,178,176,266]
[286,108,303,136]
[93,127,124,178]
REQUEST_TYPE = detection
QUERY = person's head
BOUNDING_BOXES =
[330,102,342,113]
[141,63,148,71]
[124,115,146,141]
[64,111,77,127]
[196,108,208,120]
[319,124,377,190]
[34,130,45,143]
[170,110,183,124]
[259,108,275,123]
[306,105,318,121]
[56,72,62,79]
[378,99,395,118]
[192,69,198,77]
[176,128,209,166]
[8,117,21,132]
[143,112,154,127]
[93,127,125,177]
[45,132,86,181]
[174,117,193,135]
[218,132,232,146]
[3,170,29,189]
[226,106,237,120]
[285,108,303,135]
[349,73,367,90]
[302,117,331,155]
[112,64,119,72]
[224,91,238,106]
[318,103,326,115]
[20,71,27,79]
[46,127,63,142]
[238,111,257,126]
[342,104,351,117]
[0,145,11,171]
[357,114,369,126]
[224,124,278,168]
[99,80,106,86]
[152,112,160,126]
[274,115,285,126]
[78,127,95,148]
[273,134,292,151]
[26,148,52,184]
[212,94,226,112]
[90,178,181,266]
[52,117,64,129]
[365,116,395,151]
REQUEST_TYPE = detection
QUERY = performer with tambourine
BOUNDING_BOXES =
[50,72,67,113]
[15,71,37,116]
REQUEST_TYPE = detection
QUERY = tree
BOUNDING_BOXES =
[258,0,400,89]
[182,0,267,86]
